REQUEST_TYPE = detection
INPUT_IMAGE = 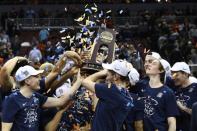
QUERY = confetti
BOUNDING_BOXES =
[74,14,85,22]
[99,10,103,18]
[61,37,67,40]
[93,3,97,7]
[78,23,86,27]
[66,35,71,39]
[91,7,98,12]
[85,19,91,26]
[60,28,67,33]
[76,33,82,40]
[106,16,111,19]
[65,7,67,12]
[85,8,92,14]
[81,26,88,33]
[119,10,123,14]
[62,40,66,43]
[106,10,111,14]
[70,36,75,44]
[88,31,95,36]
[85,4,88,8]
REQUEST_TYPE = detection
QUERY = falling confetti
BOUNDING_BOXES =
[93,3,97,8]
[106,10,111,14]
[74,14,86,22]
[85,8,92,14]
[61,37,67,40]
[119,10,123,14]
[99,10,103,18]
[85,4,88,8]
[91,7,98,12]
[65,7,67,12]
[60,28,67,33]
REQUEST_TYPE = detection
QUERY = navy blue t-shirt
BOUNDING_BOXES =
[135,80,179,131]
[2,91,48,131]
[174,83,197,131]
[122,93,144,131]
[92,83,134,131]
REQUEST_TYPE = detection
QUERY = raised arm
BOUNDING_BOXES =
[44,101,74,131]
[42,70,82,108]
[82,70,107,93]
[45,51,82,90]
[0,67,13,92]
[47,67,79,93]
[0,56,27,92]
[44,52,68,90]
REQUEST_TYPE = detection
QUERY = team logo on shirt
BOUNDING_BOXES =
[142,96,158,117]
[24,108,38,128]
[189,88,194,93]
[157,92,163,98]
[176,93,190,107]
[24,97,39,128]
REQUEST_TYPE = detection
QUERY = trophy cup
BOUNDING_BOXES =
[82,28,116,72]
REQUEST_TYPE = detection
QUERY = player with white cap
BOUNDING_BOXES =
[134,52,179,131]
[171,62,197,131]
[2,65,82,131]
[82,59,135,131]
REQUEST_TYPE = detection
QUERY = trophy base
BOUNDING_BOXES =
[81,62,103,74]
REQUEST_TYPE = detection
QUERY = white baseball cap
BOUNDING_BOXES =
[102,59,130,77]
[159,59,171,76]
[148,52,161,60]
[147,52,171,73]
[128,68,140,85]
[171,62,191,74]
[189,76,197,83]
[15,65,44,82]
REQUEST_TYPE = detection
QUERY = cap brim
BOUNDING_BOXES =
[170,67,179,72]
[102,63,113,70]
[31,70,44,76]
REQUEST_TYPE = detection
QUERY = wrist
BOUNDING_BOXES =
[62,56,67,62]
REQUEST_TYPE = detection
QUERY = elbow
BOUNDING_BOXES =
[168,117,176,131]
[82,80,88,88]
[134,120,143,131]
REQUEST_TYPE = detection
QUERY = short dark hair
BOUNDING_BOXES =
[159,62,165,83]
[179,71,190,78]
[18,80,26,87]
[108,70,129,82]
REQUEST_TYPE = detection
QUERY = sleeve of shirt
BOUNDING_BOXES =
[95,83,112,99]
[2,96,19,123]
[193,83,197,98]
[134,98,144,121]
[35,93,48,107]
[165,89,179,117]
[191,102,197,131]
[95,83,120,107]
[131,79,147,96]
